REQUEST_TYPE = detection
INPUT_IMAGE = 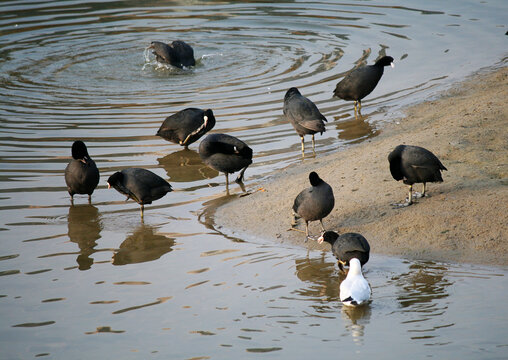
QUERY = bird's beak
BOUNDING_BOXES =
[107,182,111,189]
[390,62,395,68]
[203,115,208,125]
[317,235,324,244]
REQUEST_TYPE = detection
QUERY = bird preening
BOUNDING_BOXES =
[65,140,100,204]
[157,108,216,149]
[199,133,253,193]
[388,144,447,206]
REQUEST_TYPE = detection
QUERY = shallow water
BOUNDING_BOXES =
[1,0,507,358]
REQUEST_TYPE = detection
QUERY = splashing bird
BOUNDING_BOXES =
[149,40,196,68]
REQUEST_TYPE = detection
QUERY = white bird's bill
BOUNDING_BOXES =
[339,258,371,306]
[390,62,395,68]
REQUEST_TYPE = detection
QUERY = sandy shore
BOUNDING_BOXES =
[214,66,508,266]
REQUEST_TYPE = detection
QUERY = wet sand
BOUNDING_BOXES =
[215,66,508,266]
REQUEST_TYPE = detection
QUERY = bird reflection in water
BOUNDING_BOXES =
[341,304,372,345]
[334,112,379,143]
[112,224,175,265]
[157,148,218,183]
[67,204,102,270]
[294,255,340,302]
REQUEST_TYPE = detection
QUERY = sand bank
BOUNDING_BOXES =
[214,66,508,266]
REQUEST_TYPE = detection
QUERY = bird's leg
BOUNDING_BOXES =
[319,219,326,232]
[414,183,426,199]
[300,136,305,156]
[407,184,413,205]
[338,260,346,273]
[225,173,229,190]
[358,100,362,114]
[235,166,248,183]
[88,195,92,204]
[311,134,316,152]
[354,101,358,114]
[304,221,310,243]
[140,204,144,218]
[391,184,413,208]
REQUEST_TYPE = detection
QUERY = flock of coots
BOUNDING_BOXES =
[65,40,448,306]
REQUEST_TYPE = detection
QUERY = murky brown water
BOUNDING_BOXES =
[1,1,507,358]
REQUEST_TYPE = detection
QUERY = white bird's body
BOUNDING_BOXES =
[340,258,371,306]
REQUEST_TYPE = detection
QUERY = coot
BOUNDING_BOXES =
[64,140,100,203]
[283,87,327,155]
[199,133,253,189]
[292,171,334,241]
[157,108,215,148]
[339,258,371,306]
[333,56,394,114]
[149,40,196,68]
[388,144,447,206]
[318,231,370,272]
[107,168,172,216]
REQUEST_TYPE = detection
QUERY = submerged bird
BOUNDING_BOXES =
[318,231,370,272]
[333,56,394,114]
[65,140,100,203]
[198,133,253,189]
[283,87,327,156]
[340,258,371,306]
[156,108,216,148]
[107,168,172,216]
[388,144,447,206]
[292,172,335,241]
[149,40,196,68]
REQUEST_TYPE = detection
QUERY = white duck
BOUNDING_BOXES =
[339,258,371,306]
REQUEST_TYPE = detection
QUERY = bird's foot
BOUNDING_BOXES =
[391,200,413,208]
[413,192,425,199]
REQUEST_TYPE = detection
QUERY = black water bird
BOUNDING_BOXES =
[199,133,253,189]
[292,172,334,241]
[388,144,447,206]
[283,87,327,156]
[333,56,394,114]
[107,168,172,216]
[149,40,196,68]
[157,108,215,148]
[65,140,100,203]
[318,231,370,272]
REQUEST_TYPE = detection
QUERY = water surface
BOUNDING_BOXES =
[1,0,507,358]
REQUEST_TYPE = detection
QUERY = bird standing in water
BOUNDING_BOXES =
[65,140,100,203]
[339,258,371,306]
[107,168,172,218]
[317,231,370,273]
[199,133,253,192]
[333,55,394,115]
[156,108,216,149]
[283,87,327,156]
